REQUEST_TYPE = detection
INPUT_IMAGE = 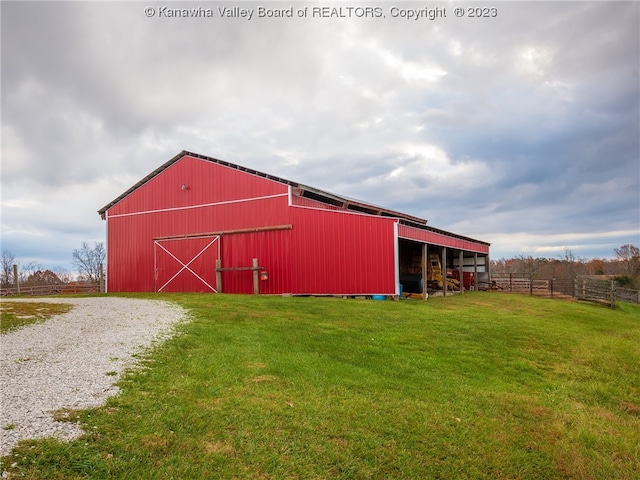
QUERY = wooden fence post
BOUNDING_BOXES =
[529,274,533,296]
[13,264,19,295]
[252,258,259,295]
[550,278,554,298]
[215,259,223,293]
[99,264,105,293]
[610,280,616,308]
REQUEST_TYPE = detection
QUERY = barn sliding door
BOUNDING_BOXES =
[154,235,220,292]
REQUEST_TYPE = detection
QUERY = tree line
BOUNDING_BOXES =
[2,242,639,290]
[490,244,640,289]
[1,242,105,288]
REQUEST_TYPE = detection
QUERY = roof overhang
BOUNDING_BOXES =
[398,219,491,248]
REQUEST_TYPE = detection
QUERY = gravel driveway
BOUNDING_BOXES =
[0,297,187,456]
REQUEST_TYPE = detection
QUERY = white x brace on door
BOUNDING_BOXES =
[153,235,220,292]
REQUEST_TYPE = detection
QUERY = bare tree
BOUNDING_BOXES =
[72,242,105,282]
[562,248,576,263]
[613,244,640,288]
[18,261,43,285]
[53,267,74,284]
[1,250,16,288]
[1,253,41,288]
[614,244,640,275]
[558,248,587,278]
[514,254,538,276]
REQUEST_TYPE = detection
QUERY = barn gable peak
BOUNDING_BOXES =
[98,150,428,225]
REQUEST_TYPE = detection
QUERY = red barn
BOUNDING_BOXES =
[98,151,490,296]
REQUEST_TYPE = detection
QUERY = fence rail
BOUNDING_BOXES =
[616,288,640,304]
[490,275,574,299]
[490,274,638,307]
[0,283,100,297]
[573,277,616,307]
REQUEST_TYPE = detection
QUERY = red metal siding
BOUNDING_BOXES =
[397,224,489,254]
[106,215,155,292]
[106,198,291,292]
[219,230,291,294]
[289,206,397,295]
[105,156,292,292]
[108,155,288,216]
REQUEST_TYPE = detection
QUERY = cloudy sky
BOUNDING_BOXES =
[2,1,639,273]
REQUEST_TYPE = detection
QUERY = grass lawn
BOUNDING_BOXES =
[0,301,73,334]
[1,292,639,479]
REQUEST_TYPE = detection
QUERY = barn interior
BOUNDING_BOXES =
[398,239,489,297]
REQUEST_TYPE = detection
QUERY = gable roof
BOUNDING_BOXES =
[97,150,426,224]
[98,150,489,246]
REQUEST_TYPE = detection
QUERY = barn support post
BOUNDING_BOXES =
[474,253,478,291]
[393,222,400,301]
[13,264,19,295]
[422,243,428,300]
[252,258,259,295]
[216,259,223,293]
[458,250,464,294]
[442,247,447,297]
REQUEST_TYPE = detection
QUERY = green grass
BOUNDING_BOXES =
[2,293,639,479]
[0,301,73,333]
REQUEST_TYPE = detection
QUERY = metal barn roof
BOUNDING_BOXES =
[98,150,489,247]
